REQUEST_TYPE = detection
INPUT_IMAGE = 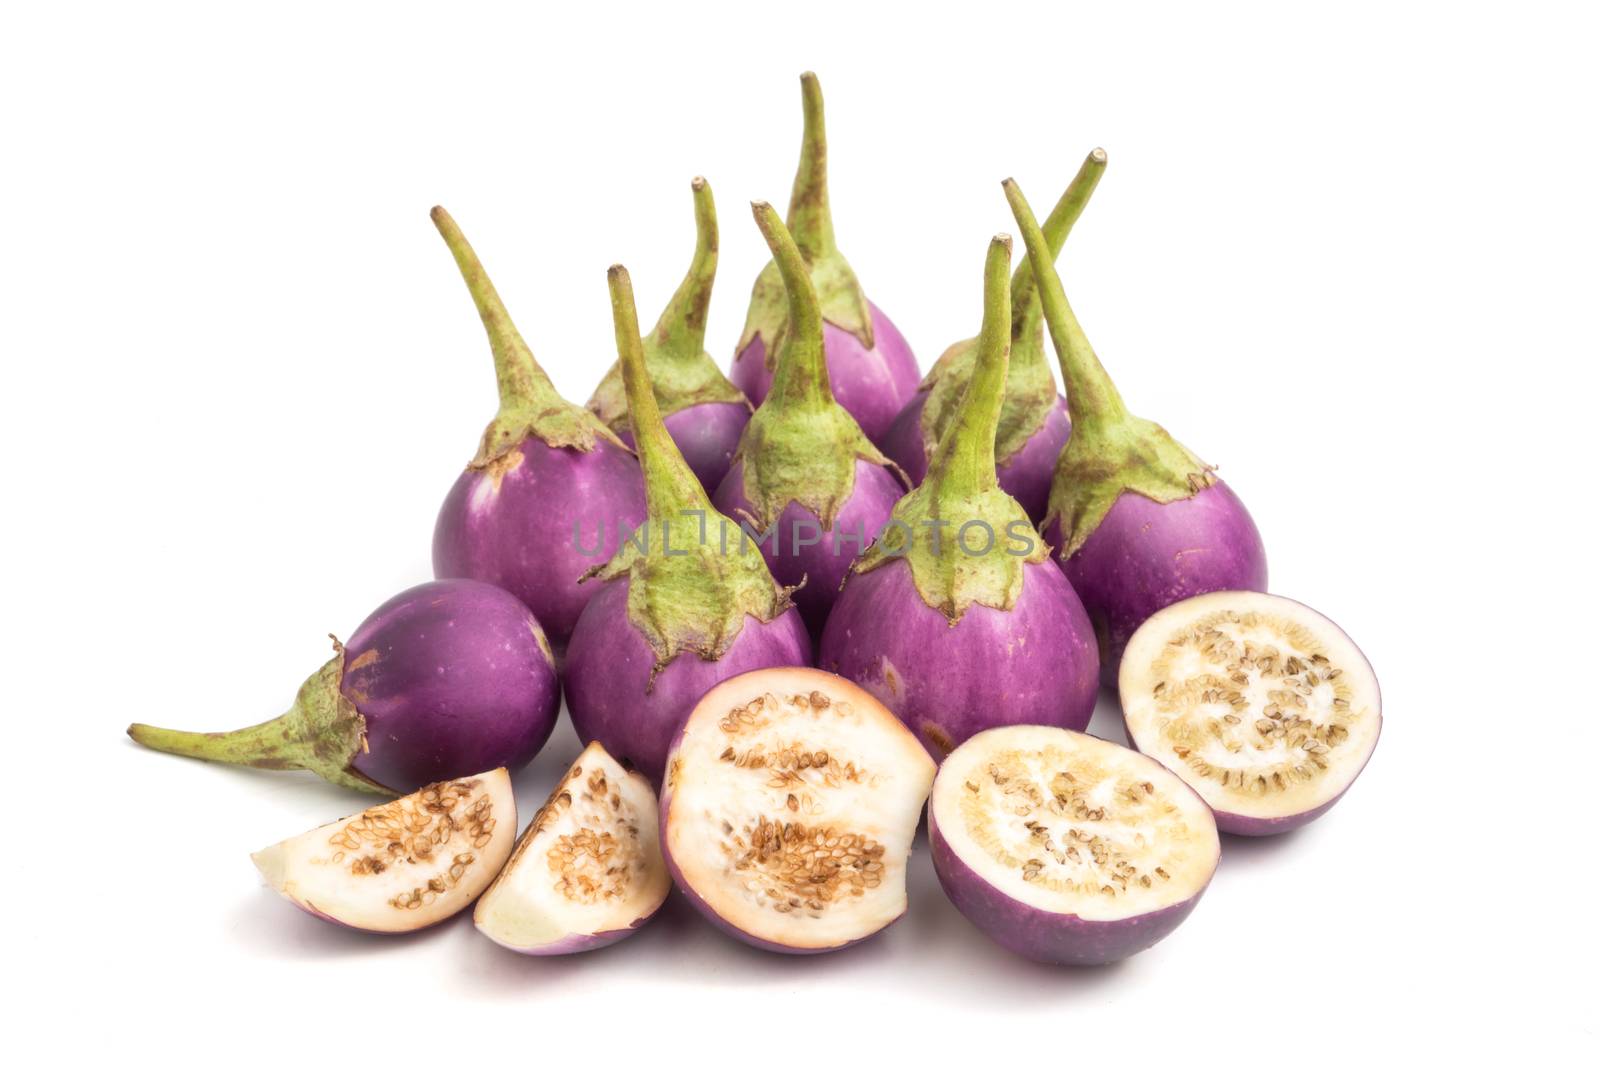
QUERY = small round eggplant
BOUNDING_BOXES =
[128,580,560,794]
[820,235,1099,760]
[929,726,1219,965]
[589,177,752,493]
[565,266,810,786]
[729,73,919,445]
[713,201,906,636]
[429,206,647,647]
[1005,176,1268,685]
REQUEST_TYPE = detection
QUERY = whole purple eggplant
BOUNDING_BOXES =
[713,201,906,636]
[429,207,647,647]
[729,72,919,445]
[588,178,752,493]
[127,579,561,794]
[1005,179,1268,685]
[564,265,811,785]
[882,149,1107,522]
[819,235,1100,760]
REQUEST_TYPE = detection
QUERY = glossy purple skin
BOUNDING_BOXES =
[730,303,919,445]
[1048,480,1268,688]
[882,393,1071,524]
[618,401,750,496]
[712,459,904,636]
[338,580,560,793]
[817,561,1099,760]
[929,803,1208,965]
[658,731,899,955]
[433,436,648,648]
[564,579,812,785]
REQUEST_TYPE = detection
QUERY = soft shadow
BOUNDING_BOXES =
[227,888,463,959]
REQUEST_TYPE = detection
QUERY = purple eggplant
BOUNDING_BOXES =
[588,178,752,493]
[729,73,919,444]
[128,579,561,794]
[1005,178,1268,685]
[819,235,1100,759]
[564,265,811,785]
[429,206,648,647]
[713,201,906,636]
[882,149,1107,522]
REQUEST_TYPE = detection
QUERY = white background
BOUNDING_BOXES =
[3,1,1595,1060]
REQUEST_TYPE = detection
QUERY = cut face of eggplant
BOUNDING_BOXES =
[474,743,669,954]
[1120,591,1381,835]
[251,769,515,933]
[930,726,1219,964]
[661,668,935,953]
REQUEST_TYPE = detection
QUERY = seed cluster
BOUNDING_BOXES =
[1149,609,1361,797]
[960,748,1189,900]
[322,777,498,912]
[723,815,886,916]
[528,761,644,906]
[712,688,887,918]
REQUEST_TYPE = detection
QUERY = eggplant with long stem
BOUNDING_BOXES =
[882,149,1106,522]
[1004,178,1268,686]
[818,234,1100,759]
[587,178,751,493]
[730,72,920,445]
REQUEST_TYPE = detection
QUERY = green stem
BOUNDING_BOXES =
[1009,149,1107,340]
[430,206,559,412]
[1003,179,1129,426]
[927,236,1013,500]
[752,201,831,410]
[787,71,836,261]
[649,177,719,362]
[608,264,714,521]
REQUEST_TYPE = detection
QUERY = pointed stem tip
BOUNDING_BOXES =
[1003,178,1127,425]
[608,264,709,519]
[651,177,719,358]
[432,205,551,410]
[752,200,830,409]
[788,71,835,260]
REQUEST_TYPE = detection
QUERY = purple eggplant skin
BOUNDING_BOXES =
[928,802,1208,965]
[338,580,560,793]
[882,392,1071,524]
[617,401,749,495]
[657,748,897,956]
[818,560,1099,760]
[1046,480,1268,688]
[713,457,903,636]
[564,579,811,785]
[731,303,919,446]
[432,437,646,649]
[485,910,664,957]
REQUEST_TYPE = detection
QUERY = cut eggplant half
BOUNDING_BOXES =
[474,742,669,954]
[251,768,515,933]
[929,726,1219,965]
[1120,591,1381,835]
[661,668,936,954]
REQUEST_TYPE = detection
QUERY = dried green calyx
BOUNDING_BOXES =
[1004,177,1215,558]
[432,206,623,469]
[730,202,900,530]
[126,640,394,795]
[587,178,749,431]
[850,235,1048,622]
[586,265,793,676]
[737,71,874,366]
[918,150,1108,466]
